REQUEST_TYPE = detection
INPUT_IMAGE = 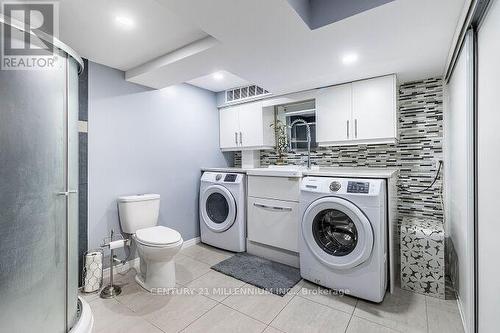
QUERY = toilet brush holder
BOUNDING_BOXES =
[100,230,128,299]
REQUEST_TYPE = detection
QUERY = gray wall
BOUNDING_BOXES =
[88,61,232,251]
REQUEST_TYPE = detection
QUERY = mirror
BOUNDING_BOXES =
[275,99,317,152]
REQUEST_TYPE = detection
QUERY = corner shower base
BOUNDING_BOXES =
[69,297,94,333]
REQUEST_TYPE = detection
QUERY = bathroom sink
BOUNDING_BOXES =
[247,165,319,177]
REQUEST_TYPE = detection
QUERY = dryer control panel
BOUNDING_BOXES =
[201,171,244,184]
[347,181,370,194]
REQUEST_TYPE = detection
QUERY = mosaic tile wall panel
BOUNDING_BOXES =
[78,58,89,287]
[400,217,445,298]
[234,77,444,223]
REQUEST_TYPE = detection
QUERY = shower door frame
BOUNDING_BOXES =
[0,14,84,332]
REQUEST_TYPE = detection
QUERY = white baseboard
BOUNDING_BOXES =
[102,257,140,279]
[101,236,201,279]
[182,236,201,249]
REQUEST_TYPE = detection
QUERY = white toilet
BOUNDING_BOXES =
[117,194,183,292]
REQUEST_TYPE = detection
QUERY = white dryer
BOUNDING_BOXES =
[199,172,246,252]
[299,176,387,303]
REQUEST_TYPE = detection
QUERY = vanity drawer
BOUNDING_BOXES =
[247,197,299,252]
[247,175,300,202]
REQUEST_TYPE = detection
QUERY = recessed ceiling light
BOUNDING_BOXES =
[212,72,224,80]
[115,15,134,29]
[342,53,358,65]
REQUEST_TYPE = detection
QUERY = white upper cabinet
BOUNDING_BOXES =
[352,75,397,142]
[238,102,264,148]
[316,74,397,146]
[219,101,274,151]
[316,83,352,143]
[219,106,240,149]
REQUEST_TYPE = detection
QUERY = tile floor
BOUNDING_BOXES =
[81,243,464,333]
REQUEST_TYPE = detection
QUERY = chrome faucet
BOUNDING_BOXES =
[289,119,311,169]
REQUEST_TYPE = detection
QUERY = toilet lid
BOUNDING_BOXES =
[135,226,182,246]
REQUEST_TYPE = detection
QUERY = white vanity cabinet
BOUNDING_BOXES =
[316,74,397,145]
[247,175,300,253]
[219,101,275,151]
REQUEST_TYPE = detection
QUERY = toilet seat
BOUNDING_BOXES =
[135,226,182,247]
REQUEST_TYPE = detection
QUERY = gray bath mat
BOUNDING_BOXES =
[211,253,301,296]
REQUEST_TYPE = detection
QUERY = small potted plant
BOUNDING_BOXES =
[270,119,288,165]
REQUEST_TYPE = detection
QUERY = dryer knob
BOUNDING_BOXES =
[329,181,341,192]
[215,174,223,181]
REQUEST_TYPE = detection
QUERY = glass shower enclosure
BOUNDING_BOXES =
[0,16,84,332]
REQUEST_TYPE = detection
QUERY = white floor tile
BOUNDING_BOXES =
[136,291,216,332]
[180,243,233,266]
[87,245,462,333]
[297,280,358,314]
[426,296,465,333]
[89,297,163,333]
[354,288,427,333]
[187,270,246,302]
[183,303,267,333]
[222,284,294,324]
[271,296,351,333]
[263,326,284,333]
[347,316,400,333]
[175,254,212,285]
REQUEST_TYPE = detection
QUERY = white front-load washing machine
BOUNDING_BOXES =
[199,171,246,252]
[299,176,387,302]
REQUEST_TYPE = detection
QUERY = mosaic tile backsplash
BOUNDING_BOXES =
[235,77,444,222]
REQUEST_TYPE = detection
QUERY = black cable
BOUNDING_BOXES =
[398,160,443,194]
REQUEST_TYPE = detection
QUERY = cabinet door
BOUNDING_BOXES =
[238,101,263,147]
[316,83,352,144]
[352,75,396,141]
[247,197,299,252]
[219,106,240,149]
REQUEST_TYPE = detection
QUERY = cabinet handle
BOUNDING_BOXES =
[347,120,349,138]
[235,132,238,145]
[239,132,242,145]
[354,119,358,138]
[253,202,292,211]
[57,190,78,196]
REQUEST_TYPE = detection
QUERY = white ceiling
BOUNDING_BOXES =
[187,70,250,92]
[59,0,467,94]
[59,0,207,70]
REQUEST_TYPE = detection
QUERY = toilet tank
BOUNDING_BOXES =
[117,194,160,234]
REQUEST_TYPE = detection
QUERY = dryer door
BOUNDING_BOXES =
[302,197,374,270]
[201,185,237,232]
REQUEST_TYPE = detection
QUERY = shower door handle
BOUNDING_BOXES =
[57,190,78,196]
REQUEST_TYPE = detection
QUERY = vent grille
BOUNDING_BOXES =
[225,85,270,103]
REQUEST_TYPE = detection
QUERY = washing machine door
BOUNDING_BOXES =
[201,185,237,232]
[302,197,374,270]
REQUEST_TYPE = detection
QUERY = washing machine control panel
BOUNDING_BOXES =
[347,181,370,194]
[329,181,341,192]
[223,174,238,182]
